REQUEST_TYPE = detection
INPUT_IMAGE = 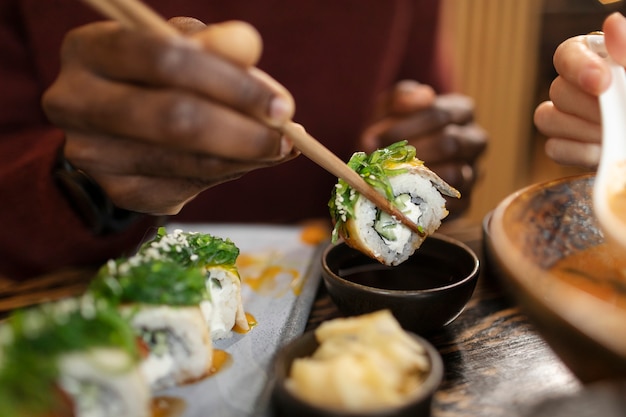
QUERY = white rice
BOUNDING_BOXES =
[126,305,212,390]
[200,267,248,340]
[57,348,151,417]
[351,173,447,266]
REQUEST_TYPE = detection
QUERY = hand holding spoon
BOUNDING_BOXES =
[587,33,626,249]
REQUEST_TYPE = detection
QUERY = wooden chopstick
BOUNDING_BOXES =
[280,124,424,234]
[79,0,424,236]
[0,268,95,314]
[82,0,178,36]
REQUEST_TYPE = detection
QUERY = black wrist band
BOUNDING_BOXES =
[53,149,141,235]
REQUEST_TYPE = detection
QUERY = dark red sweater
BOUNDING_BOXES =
[0,0,443,279]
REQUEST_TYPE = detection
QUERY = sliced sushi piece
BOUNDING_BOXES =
[127,304,212,390]
[329,141,460,266]
[202,265,248,339]
[0,297,149,417]
[57,348,149,417]
[139,228,249,339]
[90,258,213,390]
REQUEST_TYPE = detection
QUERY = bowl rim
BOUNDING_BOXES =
[273,328,444,416]
[322,233,480,296]
[489,172,626,357]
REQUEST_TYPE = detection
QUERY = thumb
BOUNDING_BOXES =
[388,80,436,114]
[192,20,263,68]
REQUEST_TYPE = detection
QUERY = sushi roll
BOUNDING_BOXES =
[90,258,213,390]
[0,297,150,417]
[127,305,211,390]
[329,141,460,266]
[139,228,249,339]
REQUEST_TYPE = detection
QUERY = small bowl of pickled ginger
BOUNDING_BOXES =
[271,310,443,417]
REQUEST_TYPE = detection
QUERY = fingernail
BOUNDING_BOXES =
[268,96,293,124]
[396,80,420,94]
[612,12,626,26]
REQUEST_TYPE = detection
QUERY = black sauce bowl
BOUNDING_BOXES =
[321,234,480,334]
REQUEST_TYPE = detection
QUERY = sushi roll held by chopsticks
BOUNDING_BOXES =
[329,141,460,266]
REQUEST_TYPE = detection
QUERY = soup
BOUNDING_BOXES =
[549,242,626,308]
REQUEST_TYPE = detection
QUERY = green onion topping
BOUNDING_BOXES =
[329,140,423,242]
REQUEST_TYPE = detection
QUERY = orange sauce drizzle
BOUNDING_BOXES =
[244,265,298,292]
[235,253,257,269]
[148,351,234,416]
[237,254,301,296]
[209,349,231,375]
[235,223,327,297]
[151,396,186,417]
[300,223,331,245]
[234,312,257,334]
[289,269,307,296]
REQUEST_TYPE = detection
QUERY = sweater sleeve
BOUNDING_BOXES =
[396,0,449,93]
[0,0,156,280]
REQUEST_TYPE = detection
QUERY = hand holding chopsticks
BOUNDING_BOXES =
[79,0,424,235]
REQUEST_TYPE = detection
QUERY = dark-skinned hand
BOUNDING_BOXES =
[359,80,488,216]
[43,17,299,215]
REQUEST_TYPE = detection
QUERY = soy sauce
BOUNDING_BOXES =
[338,257,460,291]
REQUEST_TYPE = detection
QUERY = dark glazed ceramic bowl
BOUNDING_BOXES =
[272,330,443,417]
[321,234,480,335]
[488,173,626,383]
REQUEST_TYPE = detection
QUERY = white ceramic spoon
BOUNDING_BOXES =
[586,34,626,249]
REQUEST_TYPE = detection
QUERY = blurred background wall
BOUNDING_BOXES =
[439,0,626,223]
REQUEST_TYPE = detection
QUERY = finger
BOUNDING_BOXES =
[389,80,436,114]
[553,35,611,95]
[544,138,601,168]
[433,94,475,125]
[169,19,283,117]
[361,108,451,151]
[45,75,289,160]
[361,93,476,151]
[64,130,296,180]
[95,173,207,215]
[428,161,476,196]
[549,77,601,123]
[604,13,626,67]
[248,66,296,119]
[533,101,602,143]
[61,23,293,126]
[192,20,263,67]
[410,123,487,165]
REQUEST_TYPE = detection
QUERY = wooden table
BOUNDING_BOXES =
[306,220,583,417]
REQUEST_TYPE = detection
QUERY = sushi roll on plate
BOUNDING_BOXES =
[139,228,249,339]
[0,297,150,417]
[90,258,214,391]
[329,141,460,266]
